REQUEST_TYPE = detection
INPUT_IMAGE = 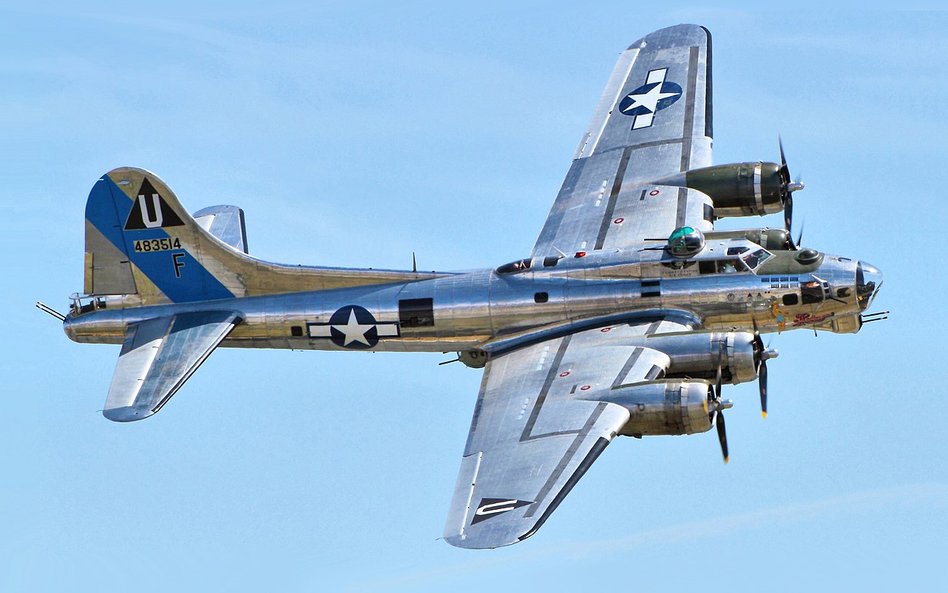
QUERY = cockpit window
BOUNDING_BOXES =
[496,258,532,274]
[699,259,747,274]
[741,248,773,270]
[801,279,826,304]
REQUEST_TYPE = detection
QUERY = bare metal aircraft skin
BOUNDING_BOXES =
[60,25,883,549]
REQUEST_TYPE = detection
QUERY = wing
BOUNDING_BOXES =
[443,319,690,549]
[533,24,713,257]
[103,311,242,421]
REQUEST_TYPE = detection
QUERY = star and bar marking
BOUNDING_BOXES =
[307,305,400,349]
[618,67,683,130]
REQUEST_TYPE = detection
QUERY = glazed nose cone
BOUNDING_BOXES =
[856,261,882,311]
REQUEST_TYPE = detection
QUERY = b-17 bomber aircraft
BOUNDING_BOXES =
[56,25,884,549]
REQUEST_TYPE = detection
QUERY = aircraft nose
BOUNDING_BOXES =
[855,261,883,311]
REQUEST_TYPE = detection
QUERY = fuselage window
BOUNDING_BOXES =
[399,298,435,327]
[699,259,744,274]
[782,293,799,306]
[801,280,824,305]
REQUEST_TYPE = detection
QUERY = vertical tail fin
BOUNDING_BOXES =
[83,167,442,305]
[84,168,239,304]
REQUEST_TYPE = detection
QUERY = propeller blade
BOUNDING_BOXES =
[715,411,729,464]
[777,137,804,240]
[715,363,723,401]
[778,136,789,183]
[784,192,794,234]
[759,360,769,418]
[751,325,770,418]
[713,342,724,400]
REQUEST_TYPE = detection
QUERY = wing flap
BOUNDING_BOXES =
[103,311,242,422]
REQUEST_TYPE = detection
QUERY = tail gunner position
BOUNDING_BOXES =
[54,25,884,549]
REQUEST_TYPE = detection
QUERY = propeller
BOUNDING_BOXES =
[778,137,805,248]
[751,320,779,418]
[709,344,732,463]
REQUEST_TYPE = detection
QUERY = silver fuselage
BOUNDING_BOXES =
[64,238,881,354]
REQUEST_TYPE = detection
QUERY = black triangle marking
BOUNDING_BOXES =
[124,178,185,230]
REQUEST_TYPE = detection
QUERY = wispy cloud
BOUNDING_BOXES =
[349,483,948,592]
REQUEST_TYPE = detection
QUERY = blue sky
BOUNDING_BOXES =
[2,4,946,592]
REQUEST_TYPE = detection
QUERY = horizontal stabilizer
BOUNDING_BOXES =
[104,311,242,422]
[193,205,249,254]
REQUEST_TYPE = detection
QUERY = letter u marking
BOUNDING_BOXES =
[138,193,163,228]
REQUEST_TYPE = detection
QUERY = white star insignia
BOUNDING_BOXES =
[621,83,679,115]
[333,308,374,346]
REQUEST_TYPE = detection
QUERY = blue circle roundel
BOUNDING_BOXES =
[328,305,380,349]
[618,81,683,117]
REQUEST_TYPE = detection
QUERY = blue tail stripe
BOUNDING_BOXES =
[85,175,234,303]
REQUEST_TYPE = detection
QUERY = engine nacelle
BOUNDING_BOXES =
[657,162,785,218]
[647,331,759,385]
[591,380,712,437]
[705,227,793,252]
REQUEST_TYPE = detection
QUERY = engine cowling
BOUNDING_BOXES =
[657,162,786,218]
[647,331,759,386]
[705,227,793,251]
[593,380,712,437]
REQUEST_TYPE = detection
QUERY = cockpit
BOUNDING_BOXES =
[719,245,774,272]
[664,226,782,275]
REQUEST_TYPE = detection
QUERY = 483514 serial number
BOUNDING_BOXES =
[133,238,182,253]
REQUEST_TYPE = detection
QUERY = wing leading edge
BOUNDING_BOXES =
[444,319,689,549]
